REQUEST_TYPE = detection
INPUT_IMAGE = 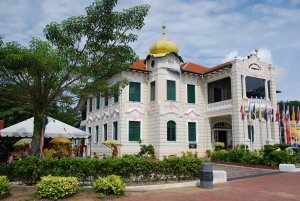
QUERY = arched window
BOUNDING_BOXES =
[167,121,176,141]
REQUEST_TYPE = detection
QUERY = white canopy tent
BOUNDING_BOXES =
[0,117,89,139]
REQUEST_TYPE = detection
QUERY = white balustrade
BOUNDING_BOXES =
[207,99,232,111]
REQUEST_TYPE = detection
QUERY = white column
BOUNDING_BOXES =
[265,80,269,100]
[242,75,246,98]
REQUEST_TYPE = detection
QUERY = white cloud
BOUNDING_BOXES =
[257,48,273,64]
[0,0,299,100]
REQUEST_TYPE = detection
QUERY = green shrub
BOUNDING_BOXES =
[36,175,78,200]
[4,156,208,184]
[139,142,155,158]
[237,144,249,150]
[211,150,228,162]
[226,150,247,163]
[273,143,290,151]
[262,150,295,167]
[214,142,225,151]
[240,152,263,165]
[93,175,125,195]
[0,176,10,198]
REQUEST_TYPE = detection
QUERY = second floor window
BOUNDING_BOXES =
[167,80,176,101]
[208,77,231,103]
[187,84,195,103]
[89,98,93,112]
[129,82,141,102]
[104,96,108,106]
[150,81,155,101]
[96,96,100,109]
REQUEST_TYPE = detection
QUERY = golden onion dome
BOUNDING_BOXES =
[150,25,178,55]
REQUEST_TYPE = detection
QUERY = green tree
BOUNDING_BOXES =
[0,0,149,156]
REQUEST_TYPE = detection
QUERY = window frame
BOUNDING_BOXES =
[129,82,141,102]
[187,84,196,104]
[167,80,176,101]
[167,120,176,141]
[113,121,118,140]
[103,124,108,142]
[128,121,141,141]
[188,122,197,142]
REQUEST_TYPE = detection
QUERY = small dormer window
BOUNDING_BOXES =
[151,60,155,68]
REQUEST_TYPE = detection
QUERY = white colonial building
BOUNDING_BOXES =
[83,26,279,158]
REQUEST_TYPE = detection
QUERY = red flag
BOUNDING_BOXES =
[275,104,279,122]
[282,105,286,125]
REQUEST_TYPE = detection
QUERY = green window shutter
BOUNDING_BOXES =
[104,124,107,141]
[188,122,196,142]
[96,96,100,109]
[113,122,118,140]
[95,126,99,143]
[151,81,155,101]
[167,121,176,141]
[129,82,141,102]
[187,84,195,103]
[129,121,140,141]
[167,80,176,100]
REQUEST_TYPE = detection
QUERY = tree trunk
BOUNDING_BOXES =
[31,112,43,156]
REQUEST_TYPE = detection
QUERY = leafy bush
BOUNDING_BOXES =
[93,175,125,195]
[211,150,228,162]
[237,144,249,150]
[240,152,263,165]
[0,176,10,198]
[214,142,225,151]
[273,143,290,151]
[139,143,155,158]
[262,150,295,167]
[226,150,247,163]
[36,175,78,200]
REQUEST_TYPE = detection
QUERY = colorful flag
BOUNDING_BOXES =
[240,105,244,120]
[264,105,268,121]
[292,106,295,123]
[282,104,286,125]
[297,106,300,124]
[248,102,251,120]
[286,106,290,122]
[252,104,256,120]
[275,104,279,122]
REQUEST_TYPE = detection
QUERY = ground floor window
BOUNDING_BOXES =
[188,122,196,142]
[103,124,107,141]
[129,121,140,141]
[167,121,176,141]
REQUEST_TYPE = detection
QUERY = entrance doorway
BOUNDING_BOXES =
[212,122,232,149]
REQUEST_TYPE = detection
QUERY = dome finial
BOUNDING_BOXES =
[162,24,167,40]
[255,48,259,55]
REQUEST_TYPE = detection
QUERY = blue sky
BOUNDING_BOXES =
[0,0,300,101]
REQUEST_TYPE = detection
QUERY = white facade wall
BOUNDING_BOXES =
[85,53,279,158]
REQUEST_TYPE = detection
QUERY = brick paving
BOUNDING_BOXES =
[212,163,279,180]
[117,172,300,201]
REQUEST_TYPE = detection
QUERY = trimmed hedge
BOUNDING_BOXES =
[36,175,78,200]
[0,156,207,184]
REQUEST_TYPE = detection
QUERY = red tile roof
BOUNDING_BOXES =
[129,59,232,74]
[181,61,232,74]
[130,59,146,71]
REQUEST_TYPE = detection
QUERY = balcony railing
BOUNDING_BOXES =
[207,99,232,111]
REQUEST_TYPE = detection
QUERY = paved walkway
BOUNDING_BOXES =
[212,163,279,180]
[117,173,300,201]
